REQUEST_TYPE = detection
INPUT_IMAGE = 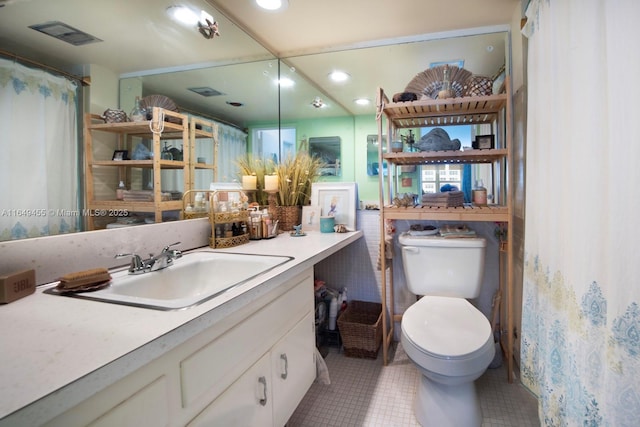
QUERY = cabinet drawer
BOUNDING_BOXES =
[180,270,313,408]
[87,376,169,427]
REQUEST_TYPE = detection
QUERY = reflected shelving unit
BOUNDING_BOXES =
[84,108,217,230]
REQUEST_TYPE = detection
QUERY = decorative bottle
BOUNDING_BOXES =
[116,181,126,200]
[438,64,454,99]
[130,96,145,122]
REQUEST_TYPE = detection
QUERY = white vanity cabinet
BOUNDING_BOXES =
[187,311,315,427]
[44,267,315,427]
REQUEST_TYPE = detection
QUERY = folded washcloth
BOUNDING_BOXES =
[422,191,464,207]
[439,224,477,238]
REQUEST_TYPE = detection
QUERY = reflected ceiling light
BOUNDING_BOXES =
[329,70,350,82]
[354,98,371,106]
[277,77,294,87]
[256,0,288,11]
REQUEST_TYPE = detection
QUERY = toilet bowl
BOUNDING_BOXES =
[401,296,494,427]
[398,232,493,427]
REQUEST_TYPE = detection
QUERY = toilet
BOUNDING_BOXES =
[398,232,494,427]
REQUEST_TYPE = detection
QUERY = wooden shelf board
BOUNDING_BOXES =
[383,148,507,165]
[384,94,508,128]
[89,200,183,212]
[382,204,509,222]
[91,160,186,169]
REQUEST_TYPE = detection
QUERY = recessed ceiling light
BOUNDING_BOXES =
[226,101,244,107]
[167,5,200,25]
[329,70,350,82]
[354,98,371,106]
[256,0,288,11]
[167,5,216,35]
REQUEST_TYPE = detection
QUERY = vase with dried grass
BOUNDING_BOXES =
[274,152,325,231]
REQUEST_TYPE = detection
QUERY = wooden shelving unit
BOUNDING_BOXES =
[84,108,217,230]
[376,80,515,382]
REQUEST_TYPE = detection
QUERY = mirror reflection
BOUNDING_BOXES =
[0,0,507,241]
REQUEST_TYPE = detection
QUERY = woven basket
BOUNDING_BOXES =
[102,109,128,123]
[338,301,383,359]
[276,205,301,231]
[209,233,249,249]
[464,75,494,97]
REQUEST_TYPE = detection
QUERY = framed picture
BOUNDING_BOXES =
[429,59,465,69]
[473,135,495,150]
[112,150,128,161]
[301,205,322,232]
[311,182,357,231]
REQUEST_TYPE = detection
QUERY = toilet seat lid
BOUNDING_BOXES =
[402,296,492,358]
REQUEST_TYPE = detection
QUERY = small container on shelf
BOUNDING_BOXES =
[472,179,488,206]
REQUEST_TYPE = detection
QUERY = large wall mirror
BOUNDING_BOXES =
[0,0,508,240]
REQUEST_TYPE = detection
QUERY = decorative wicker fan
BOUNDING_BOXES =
[140,95,178,116]
[404,65,473,99]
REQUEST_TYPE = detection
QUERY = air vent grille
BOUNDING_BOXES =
[188,87,225,97]
[29,21,102,46]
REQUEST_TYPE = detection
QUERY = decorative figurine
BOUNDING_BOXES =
[291,224,306,237]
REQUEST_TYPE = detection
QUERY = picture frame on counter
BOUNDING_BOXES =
[301,205,321,232]
[311,182,357,231]
[473,135,495,150]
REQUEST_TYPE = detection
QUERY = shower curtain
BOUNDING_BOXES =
[0,58,79,241]
[521,0,640,425]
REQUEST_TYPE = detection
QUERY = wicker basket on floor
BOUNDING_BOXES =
[338,301,383,359]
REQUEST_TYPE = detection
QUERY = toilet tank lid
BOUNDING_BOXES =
[399,233,486,248]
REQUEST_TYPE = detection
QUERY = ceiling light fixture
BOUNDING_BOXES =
[166,6,219,39]
[256,0,288,11]
[354,98,371,106]
[311,97,325,108]
[329,70,350,83]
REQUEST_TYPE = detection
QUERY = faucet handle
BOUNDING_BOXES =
[161,241,181,253]
[115,253,144,273]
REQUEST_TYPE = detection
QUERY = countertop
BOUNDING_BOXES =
[0,230,362,425]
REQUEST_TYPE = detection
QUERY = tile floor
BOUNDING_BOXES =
[288,342,539,427]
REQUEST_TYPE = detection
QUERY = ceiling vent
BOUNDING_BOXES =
[188,87,224,97]
[29,21,102,46]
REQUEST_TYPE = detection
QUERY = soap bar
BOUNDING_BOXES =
[0,269,36,304]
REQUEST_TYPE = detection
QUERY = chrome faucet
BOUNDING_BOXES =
[115,242,182,275]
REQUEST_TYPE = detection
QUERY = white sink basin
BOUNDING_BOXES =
[47,251,293,310]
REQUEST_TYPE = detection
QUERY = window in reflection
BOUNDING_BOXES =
[252,127,296,163]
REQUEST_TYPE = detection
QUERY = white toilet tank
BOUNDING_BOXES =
[398,232,487,298]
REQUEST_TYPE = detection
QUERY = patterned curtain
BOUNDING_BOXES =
[0,58,78,241]
[216,123,247,183]
[521,0,640,425]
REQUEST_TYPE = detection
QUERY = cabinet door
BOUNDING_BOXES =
[186,353,272,427]
[271,312,316,427]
